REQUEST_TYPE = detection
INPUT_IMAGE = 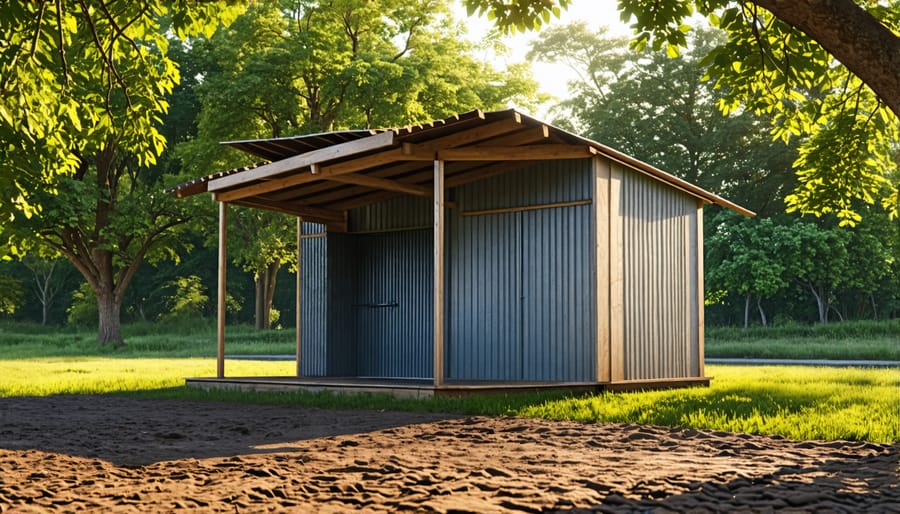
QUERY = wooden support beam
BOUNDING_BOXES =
[433,159,445,386]
[609,164,625,382]
[593,157,611,383]
[438,144,595,161]
[228,198,344,224]
[213,147,409,202]
[217,202,228,379]
[327,173,434,197]
[696,199,705,378]
[208,131,395,192]
[296,216,303,378]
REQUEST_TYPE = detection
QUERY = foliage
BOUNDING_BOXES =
[471,0,900,224]
[66,282,97,326]
[0,276,24,315]
[529,24,796,215]
[0,1,244,233]
[161,275,209,321]
[463,0,570,33]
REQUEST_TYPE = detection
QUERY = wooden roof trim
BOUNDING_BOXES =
[208,130,396,192]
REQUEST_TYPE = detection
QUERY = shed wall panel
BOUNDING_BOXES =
[619,170,697,380]
[326,233,358,376]
[448,160,595,381]
[354,229,432,378]
[349,195,432,233]
[299,230,327,376]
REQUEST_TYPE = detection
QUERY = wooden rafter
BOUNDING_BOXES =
[326,173,433,197]
[208,131,396,192]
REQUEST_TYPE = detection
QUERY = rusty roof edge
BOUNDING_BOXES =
[512,110,756,217]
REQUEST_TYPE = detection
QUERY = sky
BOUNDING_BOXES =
[455,0,632,118]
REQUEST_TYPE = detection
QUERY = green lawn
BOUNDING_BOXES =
[0,355,896,443]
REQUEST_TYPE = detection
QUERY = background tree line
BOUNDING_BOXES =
[1,1,897,340]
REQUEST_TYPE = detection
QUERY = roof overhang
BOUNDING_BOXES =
[167,109,754,229]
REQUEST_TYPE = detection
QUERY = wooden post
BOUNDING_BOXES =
[696,200,705,378]
[296,217,303,377]
[217,202,228,379]
[593,157,611,383]
[433,159,445,386]
[609,165,625,382]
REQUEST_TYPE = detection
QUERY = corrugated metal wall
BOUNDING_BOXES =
[326,233,359,376]
[349,195,432,232]
[299,222,327,376]
[448,159,596,381]
[354,229,433,378]
[619,170,698,380]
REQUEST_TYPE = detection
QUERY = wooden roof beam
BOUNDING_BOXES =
[326,173,433,198]
[208,131,396,192]
[437,144,596,161]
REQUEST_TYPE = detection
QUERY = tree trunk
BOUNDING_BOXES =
[96,292,123,347]
[743,293,751,329]
[756,297,767,327]
[807,282,828,324]
[254,277,265,330]
[870,293,878,320]
[754,0,900,117]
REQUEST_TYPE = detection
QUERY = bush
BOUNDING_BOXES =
[161,275,208,322]
[66,282,97,326]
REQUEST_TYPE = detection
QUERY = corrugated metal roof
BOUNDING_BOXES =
[166,108,753,226]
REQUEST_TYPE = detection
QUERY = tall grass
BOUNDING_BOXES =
[705,320,900,360]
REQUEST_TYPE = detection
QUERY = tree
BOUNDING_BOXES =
[529,24,797,215]
[706,212,789,327]
[0,2,244,235]
[22,252,71,325]
[1,3,244,345]
[468,0,900,224]
[176,0,542,329]
[0,275,24,316]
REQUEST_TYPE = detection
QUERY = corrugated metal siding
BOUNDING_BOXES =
[349,195,432,233]
[354,229,432,378]
[326,233,359,376]
[449,160,595,381]
[299,229,327,376]
[620,170,697,380]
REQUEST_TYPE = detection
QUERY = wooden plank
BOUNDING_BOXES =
[459,199,591,217]
[296,216,302,378]
[326,173,433,197]
[593,157,611,383]
[217,202,228,379]
[214,147,409,202]
[696,199,705,378]
[433,159,445,387]
[437,144,595,161]
[609,164,625,382]
[228,198,344,223]
[208,131,395,192]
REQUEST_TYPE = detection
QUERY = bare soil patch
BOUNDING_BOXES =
[0,395,896,513]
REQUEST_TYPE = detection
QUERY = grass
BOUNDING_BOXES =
[706,320,900,360]
[0,354,896,443]
[1,320,897,443]
[3,319,898,360]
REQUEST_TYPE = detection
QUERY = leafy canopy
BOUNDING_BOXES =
[467,0,900,225]
[0,1,244,235]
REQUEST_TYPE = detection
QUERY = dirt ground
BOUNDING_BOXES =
[0,395,897,513]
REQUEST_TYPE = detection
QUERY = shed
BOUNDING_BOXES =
[170,109,752,397]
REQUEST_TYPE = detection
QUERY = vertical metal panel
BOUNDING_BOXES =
[619,171,698,380]
[354,229,432,378]
[326,233,358,376]
[349,195,432,232]
[448,159,595,381]
[300,230,327,376]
